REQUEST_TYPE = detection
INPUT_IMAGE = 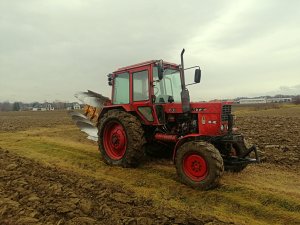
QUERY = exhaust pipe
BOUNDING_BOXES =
[180,48,186,90]
[180,48,190,113]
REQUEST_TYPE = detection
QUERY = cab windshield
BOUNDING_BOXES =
[153,67,182,103]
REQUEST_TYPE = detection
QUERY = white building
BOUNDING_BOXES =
[239,98,267,104]
[32,107,46,111]
[46,104,54,111]
[73,103,81,110]
[266,97,292,103]
[238,97,293,104]
[32,103,54,111]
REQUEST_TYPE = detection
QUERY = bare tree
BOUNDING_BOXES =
[293,96,300,104]
[0,102,13,111]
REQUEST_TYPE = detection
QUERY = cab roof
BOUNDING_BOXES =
[115,60,179,73]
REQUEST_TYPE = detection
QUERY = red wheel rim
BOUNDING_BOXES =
[103,121,127,160]
[183,154,208,181]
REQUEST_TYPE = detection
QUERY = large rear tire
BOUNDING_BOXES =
[175,141,224,190]
[98,110,145,167]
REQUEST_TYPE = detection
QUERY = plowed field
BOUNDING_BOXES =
[0,106,299,225]
[0,149,223,225]
[235,105,300,170]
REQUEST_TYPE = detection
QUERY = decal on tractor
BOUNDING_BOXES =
[191,107,206,112]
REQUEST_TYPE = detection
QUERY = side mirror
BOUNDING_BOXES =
[157,60,164,80]
[194,69,201,83]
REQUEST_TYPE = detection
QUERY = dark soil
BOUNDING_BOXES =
[0,111,72,132]
[235,108,300,170]
[0,149,228,225]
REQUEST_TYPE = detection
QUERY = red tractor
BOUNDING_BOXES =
[72,49,259,190]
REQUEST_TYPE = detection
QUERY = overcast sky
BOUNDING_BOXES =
[0,0,299,102]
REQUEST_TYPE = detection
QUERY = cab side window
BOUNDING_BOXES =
[113,72,130,104]
[133,70,149,101]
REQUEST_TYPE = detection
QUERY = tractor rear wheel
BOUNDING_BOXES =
[98,110,145,167]
[175,141,224,190]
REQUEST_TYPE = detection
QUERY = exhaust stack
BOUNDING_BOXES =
[180,48,191,113]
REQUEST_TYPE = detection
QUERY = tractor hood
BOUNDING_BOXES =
[163,101,232,114]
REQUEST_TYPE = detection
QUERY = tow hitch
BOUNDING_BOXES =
[223,145,260,166]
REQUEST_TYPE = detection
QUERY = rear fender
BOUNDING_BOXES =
[97,105,132,123]
[97,104,148,127]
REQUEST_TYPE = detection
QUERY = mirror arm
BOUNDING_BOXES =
[184,66,200,70]
[185,82,197,87]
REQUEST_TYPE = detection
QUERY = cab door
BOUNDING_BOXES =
[130,66,156,125]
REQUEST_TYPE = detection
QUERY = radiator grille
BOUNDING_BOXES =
[221,105,232,121]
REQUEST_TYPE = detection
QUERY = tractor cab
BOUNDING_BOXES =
[108,56,201,126]
[73,49,259,190]
[108,60,180,125]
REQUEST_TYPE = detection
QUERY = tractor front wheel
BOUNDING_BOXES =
[98,110,145,167]
[175,141,224,190]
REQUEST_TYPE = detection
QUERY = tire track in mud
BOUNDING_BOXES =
[0,149,229,225]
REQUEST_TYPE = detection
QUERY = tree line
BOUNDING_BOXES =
[0,101,79,112]
[1,95,299,112]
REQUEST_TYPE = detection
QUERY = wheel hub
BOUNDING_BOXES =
[111,129,125,150]
[191,160,202,172]
[103,122,126,160]
[183,154,208,181]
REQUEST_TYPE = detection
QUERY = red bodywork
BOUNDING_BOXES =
[163,102,231,136]
[99,60,232,157]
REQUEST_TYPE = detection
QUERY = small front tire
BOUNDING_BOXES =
[175,141,224,190]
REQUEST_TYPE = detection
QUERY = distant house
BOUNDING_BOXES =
[32,106,46,111]
[66,102,81,110]
[32,103,54,111]
[46,103,54,111]
[73,102,81,110]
